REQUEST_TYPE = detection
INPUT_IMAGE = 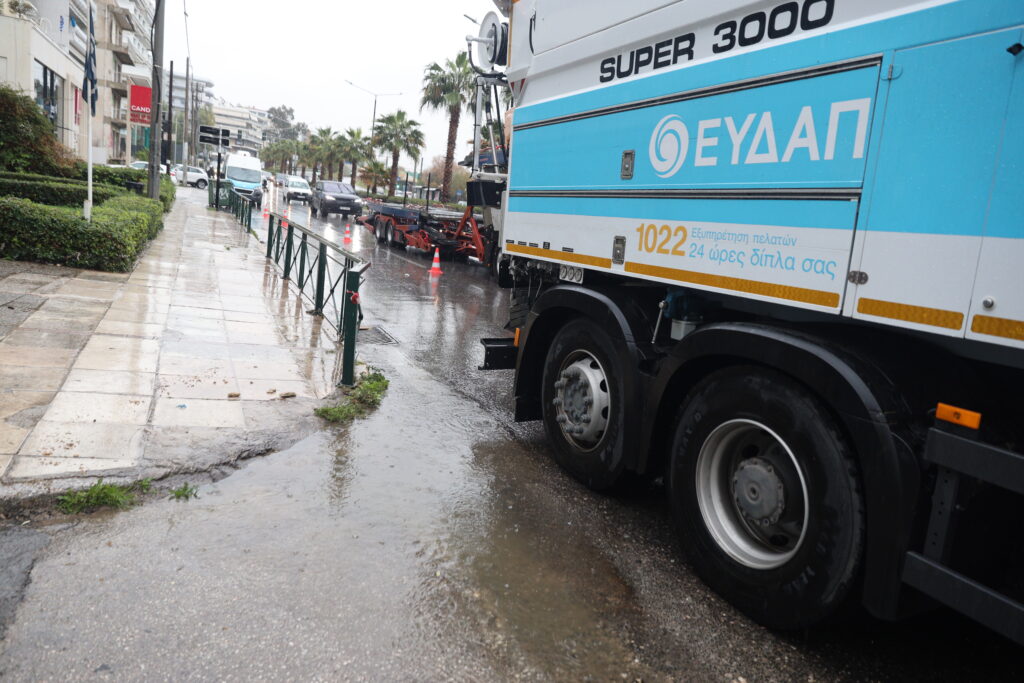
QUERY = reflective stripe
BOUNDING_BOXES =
[625,261,839,307]
[857,298,964,330]
[971,314,1024,341]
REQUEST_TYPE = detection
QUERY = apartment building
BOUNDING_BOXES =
[0,0,95,158]
[212,102,265,158]
[0,0,155,164]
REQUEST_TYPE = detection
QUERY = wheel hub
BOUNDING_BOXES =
[552,355,610,450]
[694,419,809,570]
[732,457,785,526]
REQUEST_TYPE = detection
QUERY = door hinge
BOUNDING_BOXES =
[884,64,903,80]
[848,270,869,285]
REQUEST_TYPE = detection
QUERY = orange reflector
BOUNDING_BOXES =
[514,327,521,347]
[936,403,982,430]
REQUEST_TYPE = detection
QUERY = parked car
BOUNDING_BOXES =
[172,165,210,189]
[311,181,362,218]
[128,161,170,173]
[285,177,311,203]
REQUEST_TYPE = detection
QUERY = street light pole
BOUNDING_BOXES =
[344,80,400,158]
[147,0,165,200]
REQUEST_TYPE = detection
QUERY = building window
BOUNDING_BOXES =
[33,60,64,134]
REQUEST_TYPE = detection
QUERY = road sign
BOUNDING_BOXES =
[199,125,229,138]
[199,134,230,147]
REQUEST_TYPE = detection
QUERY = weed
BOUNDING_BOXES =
[134,478,153,493]
[57,479,135,514]
[314,370,389,424]
[170,483,199,501]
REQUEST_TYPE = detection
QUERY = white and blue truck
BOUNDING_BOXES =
[476,0,1024,641]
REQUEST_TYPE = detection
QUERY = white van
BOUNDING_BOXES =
[223,154,262,194]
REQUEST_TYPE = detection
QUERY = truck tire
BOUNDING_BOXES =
[668,366,864,630]
[541,318,626,491]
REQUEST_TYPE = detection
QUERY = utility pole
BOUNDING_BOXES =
[181,57,190,184]
[147,0,165,199]
[166,60,174,176]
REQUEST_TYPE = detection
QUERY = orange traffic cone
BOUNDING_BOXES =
[343,224,352,244]
[429,248,444,276]
[262,205,268,218]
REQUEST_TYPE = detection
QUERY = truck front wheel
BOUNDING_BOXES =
[668,366,864,629]
[541,318,626,491]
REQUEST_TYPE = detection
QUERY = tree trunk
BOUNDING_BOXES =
[350,161,357,189]
[389,149,400,198]
[442,106,460,203]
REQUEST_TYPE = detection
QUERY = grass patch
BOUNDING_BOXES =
[170,483,198,501]
[56,479,135,514]
[314,370,389,423]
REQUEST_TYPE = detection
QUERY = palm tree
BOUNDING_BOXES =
[342,128,369,189]
[298,141,317,180]
[359,159,389,196]
[308,127,337,184]
[373,110,425,197]
[420,52,475,202]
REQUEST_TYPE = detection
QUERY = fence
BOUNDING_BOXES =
[219,194,368,386]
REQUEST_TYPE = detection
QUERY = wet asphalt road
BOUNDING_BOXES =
[0,192,1020,679]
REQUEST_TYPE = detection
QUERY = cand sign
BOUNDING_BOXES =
[129,85,152,124]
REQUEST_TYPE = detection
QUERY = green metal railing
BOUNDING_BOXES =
[226,189,255,231]
[264,212,369,387]
[219,197,368,386]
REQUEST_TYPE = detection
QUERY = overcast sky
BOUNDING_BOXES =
[163,0,498,170]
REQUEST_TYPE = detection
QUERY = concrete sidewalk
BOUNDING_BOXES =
[0,188,340,500]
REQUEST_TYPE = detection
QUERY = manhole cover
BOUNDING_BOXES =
[358,325,398,345]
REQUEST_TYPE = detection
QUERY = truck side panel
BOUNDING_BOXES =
[851,28,1023,342]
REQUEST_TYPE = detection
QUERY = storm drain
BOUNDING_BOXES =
[358,325,399,345]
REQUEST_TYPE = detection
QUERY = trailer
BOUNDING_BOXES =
[361,199,500,268]
[477,0,1024,642]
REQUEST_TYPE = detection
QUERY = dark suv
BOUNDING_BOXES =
[311,181,362,218]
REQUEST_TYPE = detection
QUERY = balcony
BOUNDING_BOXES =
[122,64,151,86]
[70,0,90,21]
[123,31,150,67]
[130,0,154,34]
[69,25,87,57]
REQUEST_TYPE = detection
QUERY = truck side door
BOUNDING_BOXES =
[850,28,1021,339]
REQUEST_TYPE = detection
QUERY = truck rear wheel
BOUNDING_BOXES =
[668,366,864,630]
[541,318,626,491]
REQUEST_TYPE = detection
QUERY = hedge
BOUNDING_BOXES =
[102,195,164,239]
[0,197,151,271]
[158,176,176,212]
[0,170,175,212]
[0,178,125,207]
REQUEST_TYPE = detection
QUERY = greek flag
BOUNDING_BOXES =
[81,6,97,116]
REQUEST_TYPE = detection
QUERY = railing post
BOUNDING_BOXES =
[266,216,275,258]
[340,265,361,387]
[282,224,294,280]
[297,233,308,290]
[313,243,327,315]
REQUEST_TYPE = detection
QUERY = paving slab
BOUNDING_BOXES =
[0,188,343,499]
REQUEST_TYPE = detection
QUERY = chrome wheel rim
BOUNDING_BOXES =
[695,419,808,570]
[552,350,610,452]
